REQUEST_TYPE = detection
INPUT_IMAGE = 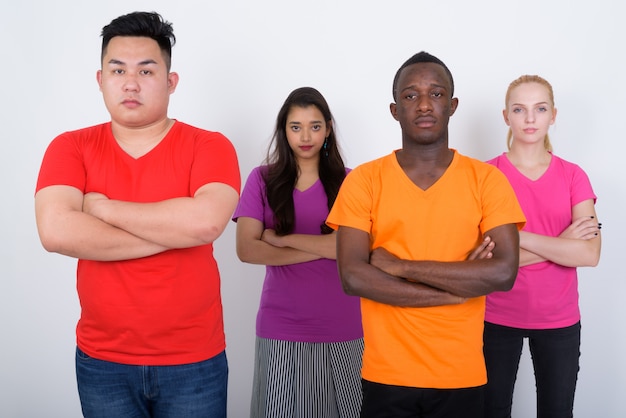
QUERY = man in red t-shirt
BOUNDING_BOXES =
[34,11,240,418]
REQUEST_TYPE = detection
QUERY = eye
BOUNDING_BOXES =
[290,125,301,132]
[312,124,322,131]
[431,91,443,98]
[537,106,548,112]
[512,107,523,113]
[139,69,152,76]
[404,93,417,101]
[113,69,125,75]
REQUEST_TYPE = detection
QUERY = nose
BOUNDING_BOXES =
[123,74,140,92]
[525,110,535,123]
[417,95,432,112]
[301,128,312,143]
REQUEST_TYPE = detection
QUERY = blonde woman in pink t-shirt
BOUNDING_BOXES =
[484,75,602,418]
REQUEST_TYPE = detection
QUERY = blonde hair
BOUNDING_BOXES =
[505,75,554,152]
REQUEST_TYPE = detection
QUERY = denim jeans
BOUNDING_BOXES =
[483,321,581,418]
[76,347,228,418]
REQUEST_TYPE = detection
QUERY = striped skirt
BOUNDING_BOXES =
[250,337,364,418]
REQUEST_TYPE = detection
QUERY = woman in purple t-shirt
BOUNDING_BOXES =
[233,87,363,418]
[484,75,602,418]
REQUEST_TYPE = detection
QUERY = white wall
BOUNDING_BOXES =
[2,0,623,416]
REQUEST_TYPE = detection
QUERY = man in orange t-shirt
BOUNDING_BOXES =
[327,51,525,418]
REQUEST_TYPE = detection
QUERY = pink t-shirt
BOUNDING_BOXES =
[486,153,596,329]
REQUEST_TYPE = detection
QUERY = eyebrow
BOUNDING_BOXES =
[511,101,550,107]
[288,120,323,125]
[106,59,159,66]
[401,83,447,92]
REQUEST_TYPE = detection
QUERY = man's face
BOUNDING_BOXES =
[390,62,458,145]
[97,36,178,128]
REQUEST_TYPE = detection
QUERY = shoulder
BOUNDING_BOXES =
[172,120,232,144]
[350,152,395,175]
[551,153,586,173]
[455,151,503,175]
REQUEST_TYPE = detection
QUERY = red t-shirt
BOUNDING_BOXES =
[36,121,240,365]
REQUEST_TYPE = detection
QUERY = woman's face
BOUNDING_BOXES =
[504,82,556,146]
[285,105,331,164]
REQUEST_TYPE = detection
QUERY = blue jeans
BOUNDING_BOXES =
[483,321,581,418]
[76,347,228,418]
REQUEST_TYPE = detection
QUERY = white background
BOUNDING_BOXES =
[2,0,623,417]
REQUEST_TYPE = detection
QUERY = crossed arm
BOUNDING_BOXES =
[35,183,239,261]
[235,216,336,266]
[336,223,519,308]
[519,199,601,268]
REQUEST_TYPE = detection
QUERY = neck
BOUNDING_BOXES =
[111,117,173,145]
[111,117,174,158]
[508,141,550,165]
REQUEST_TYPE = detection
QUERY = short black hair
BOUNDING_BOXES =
[392,51,455,101]
[101,11,176,70]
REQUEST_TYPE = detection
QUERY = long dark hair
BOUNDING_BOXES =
[263,87,346,235]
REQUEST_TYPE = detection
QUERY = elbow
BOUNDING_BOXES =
[197,224,225,245]
[338,269,361,297]
[236,241,256,264]
[37,229,64,254]
[584,253,601,268]
[493,263,519,293]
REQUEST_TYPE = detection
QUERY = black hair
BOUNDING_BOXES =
[392,51,455,101]
[264,87,346,235]
[101,11,176,70]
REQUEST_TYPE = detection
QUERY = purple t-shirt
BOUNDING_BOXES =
[232,166,362,342]
[486,153,596,329]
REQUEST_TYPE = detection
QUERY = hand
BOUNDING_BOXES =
[559,216,601,240]
[467,236,495,260]
[370,247,402,276]
[82,192,109,218]
[261,229,285,247]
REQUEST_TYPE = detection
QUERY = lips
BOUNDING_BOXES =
[299,145,313,151]
[122,98,141,108]
[414,116,436,128]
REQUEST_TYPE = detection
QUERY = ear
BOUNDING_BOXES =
[449,97,459,116]
[390,103,398,121]
[550,107,557,125]
[96,70,103,91]
[502,109,510,126]
[325,120,333,138]
[167,72,179,93]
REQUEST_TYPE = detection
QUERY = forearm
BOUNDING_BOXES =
[520,231,601,267]
[339,262,464,307]
[237,239,320,266]
[271,232,337,260]
[391,258,517,298]
[519,248,546,267]
[37,209,167,261]
[88,185,238,248]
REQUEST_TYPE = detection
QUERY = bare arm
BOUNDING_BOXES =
[518,199,601,268]
[336,226,466,307]
[370,224,520,298]
[83,182,239,249]
[236,217,321,266]
[261,229,337,260]
[35,185,167,261]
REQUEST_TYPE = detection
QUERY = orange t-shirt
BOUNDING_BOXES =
[327,150,525,388]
